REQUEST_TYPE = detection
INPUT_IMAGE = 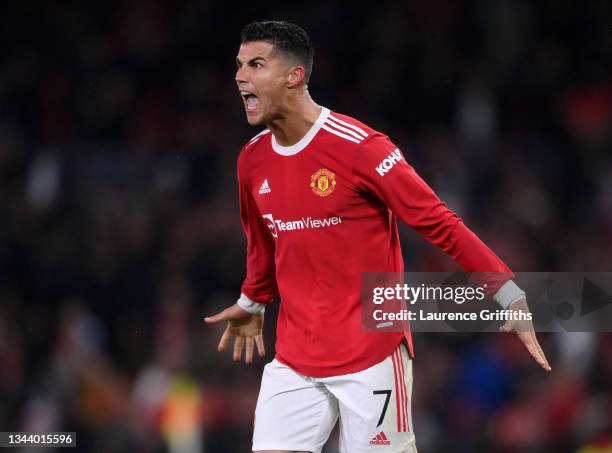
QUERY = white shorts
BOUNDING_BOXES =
[253,342,416,453]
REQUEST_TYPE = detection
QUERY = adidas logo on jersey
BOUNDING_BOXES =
[369,431,391,445]
[258,179,271,194]
[375,148,403,176]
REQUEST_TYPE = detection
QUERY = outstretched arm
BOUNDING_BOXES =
[353,133,550,371]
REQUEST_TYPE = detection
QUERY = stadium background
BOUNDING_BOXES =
[0,1,611,452]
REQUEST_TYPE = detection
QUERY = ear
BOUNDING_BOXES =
[286,66,306,88]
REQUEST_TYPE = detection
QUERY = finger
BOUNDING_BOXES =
[218,327,232,352]
[499,320,513,333]
[525,331,548,369]
[205,308,229,324]
[233,336,245,362]
[530,331,551,371]
[519,332,549,370]
[255,334,266,357]
[245,337,254,364]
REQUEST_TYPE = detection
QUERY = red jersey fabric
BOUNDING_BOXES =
[237,107,511,377]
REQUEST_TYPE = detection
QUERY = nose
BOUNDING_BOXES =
[235,66,247,84]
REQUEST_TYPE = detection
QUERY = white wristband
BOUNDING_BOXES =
[237,293,266,315]
[493,280,526,309]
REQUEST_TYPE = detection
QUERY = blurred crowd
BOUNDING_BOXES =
[0,1,611,452]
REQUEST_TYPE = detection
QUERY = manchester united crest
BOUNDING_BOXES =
[310,168,336,197]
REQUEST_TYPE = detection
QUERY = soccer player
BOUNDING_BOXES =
[205,20,550,453]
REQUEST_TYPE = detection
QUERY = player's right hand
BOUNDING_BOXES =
[204,303,265,364]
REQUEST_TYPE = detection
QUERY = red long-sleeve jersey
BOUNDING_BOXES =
[237,107,511,377]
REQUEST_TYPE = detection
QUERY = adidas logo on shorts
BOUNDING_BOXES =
[370,431,391,446]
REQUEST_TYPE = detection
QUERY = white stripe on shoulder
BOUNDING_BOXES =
[328,114,368,138]
[249,129,270,143]
[321,123,361,143]
[325,118,366,141]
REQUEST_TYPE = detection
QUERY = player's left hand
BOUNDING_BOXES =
[499,297,551,371]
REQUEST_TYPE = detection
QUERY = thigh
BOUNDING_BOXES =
[253,359,339,453]
[323,343,416,453]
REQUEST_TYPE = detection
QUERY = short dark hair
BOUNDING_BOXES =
[240,20,314,82]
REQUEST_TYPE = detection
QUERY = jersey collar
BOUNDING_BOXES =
[271,107,330,156]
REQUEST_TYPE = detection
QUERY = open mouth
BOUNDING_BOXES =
[240,91,259,112]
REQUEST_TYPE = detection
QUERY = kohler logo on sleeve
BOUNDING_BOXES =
[375,149,403,176]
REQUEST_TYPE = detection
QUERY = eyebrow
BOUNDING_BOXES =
[236,56,266,66]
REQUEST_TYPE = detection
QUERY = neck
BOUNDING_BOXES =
[267,91,322,146]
